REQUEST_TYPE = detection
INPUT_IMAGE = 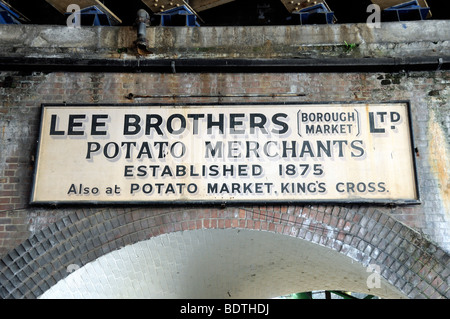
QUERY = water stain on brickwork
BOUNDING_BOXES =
[428,109,450,216]
[89,73,104,103]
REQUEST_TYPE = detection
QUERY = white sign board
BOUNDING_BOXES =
[31,103,419,204]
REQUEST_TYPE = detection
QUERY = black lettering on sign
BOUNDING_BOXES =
[91,114,108,136]
[68,114,85,135]
[124,114,141,135]
[49,114,64,135]
[271,113,289,134]
[167,114,186,135]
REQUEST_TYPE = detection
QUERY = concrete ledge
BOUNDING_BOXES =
[0,20,449,61]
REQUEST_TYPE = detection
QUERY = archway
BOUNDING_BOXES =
[39,228,405,299]
[0,206,448,299]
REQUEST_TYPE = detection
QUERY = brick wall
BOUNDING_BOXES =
[1,70,449,253]
[0,70,449,298]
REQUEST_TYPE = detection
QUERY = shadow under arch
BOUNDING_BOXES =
[0,205,449,299]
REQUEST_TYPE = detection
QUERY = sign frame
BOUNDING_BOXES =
[30,101,421,206]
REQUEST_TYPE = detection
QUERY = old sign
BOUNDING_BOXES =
[31,102,419,205]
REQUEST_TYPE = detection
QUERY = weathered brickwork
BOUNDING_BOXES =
[0,70,449,298]
[0,205,449,298]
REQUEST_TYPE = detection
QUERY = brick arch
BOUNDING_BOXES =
[0,205,449,299]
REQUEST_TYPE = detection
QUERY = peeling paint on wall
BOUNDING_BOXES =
[428,109,450,216]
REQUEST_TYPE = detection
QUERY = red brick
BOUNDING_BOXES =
[275,224,283,233]
[257,220,264,230]
[0,190,15,197]
[4,170,14,177]
[6,163,18,170]
[337,231,346,241]
[10,197,22,204]
[0,204,14,211]
[5,157,18,163]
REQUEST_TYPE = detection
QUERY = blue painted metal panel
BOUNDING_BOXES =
[0,3,22,24]
[291,3,334,25]
[64,5,112,26]
[156,5,200,27]
[383,0,430,21]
